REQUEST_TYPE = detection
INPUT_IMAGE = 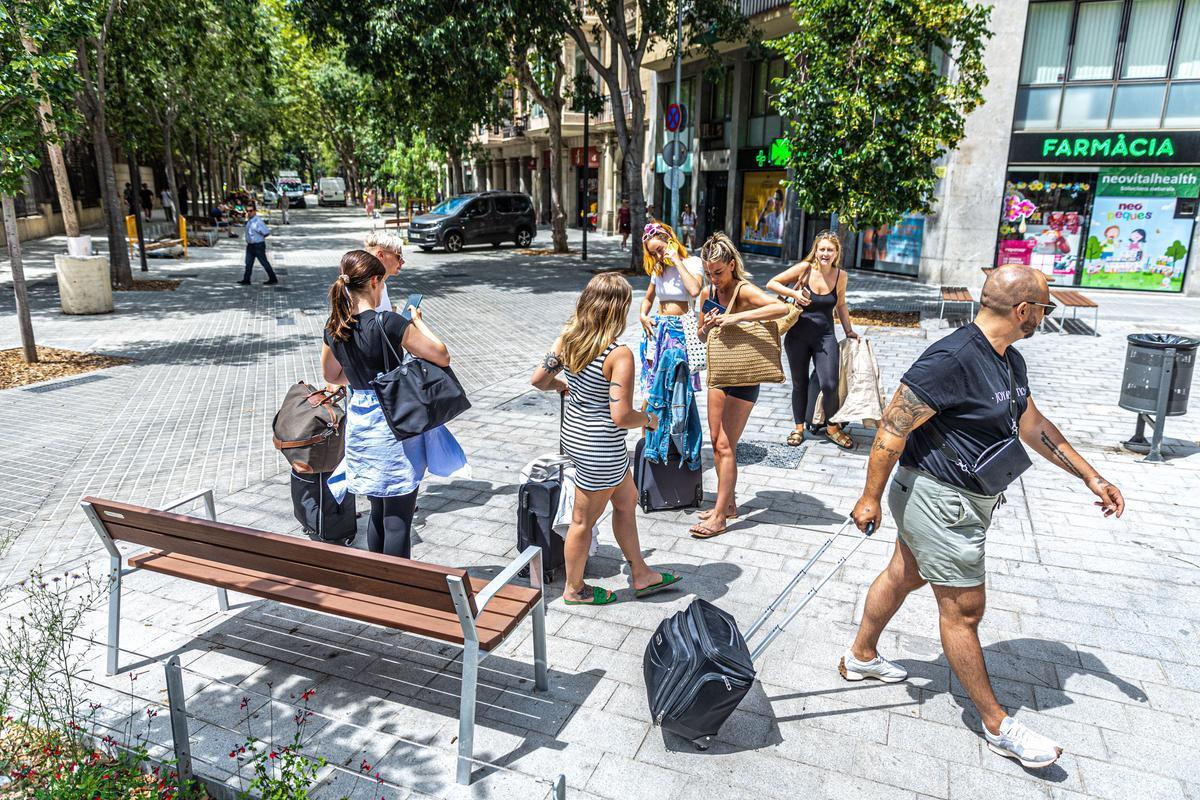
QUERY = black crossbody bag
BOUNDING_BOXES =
[929,355,1031,496]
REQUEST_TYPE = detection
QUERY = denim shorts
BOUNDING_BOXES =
[889,467,1001,587]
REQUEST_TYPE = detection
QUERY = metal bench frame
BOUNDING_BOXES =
[1049,292,1100,337]
[81,490,548,786]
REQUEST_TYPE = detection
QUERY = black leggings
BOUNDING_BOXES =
[367,491,418,558]
[784,323,840,426]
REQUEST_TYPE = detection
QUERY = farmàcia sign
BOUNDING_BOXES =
[1009,130,1200,165]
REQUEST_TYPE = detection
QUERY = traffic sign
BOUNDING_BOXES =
[665,103,682,132]
[664,166,686,191]
[662,140,687,168]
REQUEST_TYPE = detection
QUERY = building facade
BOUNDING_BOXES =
[645,0,1200,296]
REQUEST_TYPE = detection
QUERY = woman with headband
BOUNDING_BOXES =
[638,221,704,398]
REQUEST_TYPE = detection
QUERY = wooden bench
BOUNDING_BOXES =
[81,490,547,785]
[939,286,976,319]
[1050,289,1099,336]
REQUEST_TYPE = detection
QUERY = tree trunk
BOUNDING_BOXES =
[19,29,80,238]
[448,150,464,195]
[206,129,217,202]
[76,42,132,289]
[161,115,180,230]
[2,194,38,363]
[546,105,568,254]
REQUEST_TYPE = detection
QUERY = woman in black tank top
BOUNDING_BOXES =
[767,232,860,450]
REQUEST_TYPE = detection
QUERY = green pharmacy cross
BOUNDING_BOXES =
[756,138,793,168]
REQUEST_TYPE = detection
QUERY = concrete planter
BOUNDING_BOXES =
[55,254,113,315]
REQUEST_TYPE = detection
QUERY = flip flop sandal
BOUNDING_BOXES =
[689,523,728,540]
[786,430,805,447]
[635,572,683,598]
[563,585,618,606]
[826,428,856,450]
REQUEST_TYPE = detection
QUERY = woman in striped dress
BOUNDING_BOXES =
[531,273,682,606]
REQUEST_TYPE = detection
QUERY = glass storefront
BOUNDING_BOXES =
[858,214,926,277]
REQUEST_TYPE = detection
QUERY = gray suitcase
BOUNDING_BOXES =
[634,437,703,513]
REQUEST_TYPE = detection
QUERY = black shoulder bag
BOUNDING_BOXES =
[369,313,472,441]
[929,355,1031,495]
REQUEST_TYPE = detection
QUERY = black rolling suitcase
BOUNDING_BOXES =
[290,469,357,546]
[644,519,874,749]
[634,437,703,513]
[517,395,569,581]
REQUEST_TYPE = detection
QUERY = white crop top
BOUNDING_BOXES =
[653,256,704,304]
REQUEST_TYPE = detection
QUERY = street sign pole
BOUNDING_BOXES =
[671,0,682,233]
[582,107,589,262]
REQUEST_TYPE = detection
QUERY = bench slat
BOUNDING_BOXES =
[108,522,530,618]
[129,551,533,649]
[1051,289,1098,308]
[88,498,471,604]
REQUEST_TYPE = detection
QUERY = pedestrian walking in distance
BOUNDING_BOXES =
[845,264,1125,770]
[530,272,682,606]
[139,183,154,221]
[767,231,859,450]
[321,250,452,558]
[617,198,631,249]
[691,233,788,539]
[160,188,175,223]
[238,205,279,285]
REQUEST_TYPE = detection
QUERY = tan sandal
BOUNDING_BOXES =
[826,426,855,450]
[786,429,805,447]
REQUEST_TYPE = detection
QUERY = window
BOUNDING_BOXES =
[1123,0,1176,78]
[1020,2,1072,83]
[1069,1,1122,80]
[750,58,784,117]
[493,197,514,213]
[1015,0,1200,130]
[702,67,733,122]
[1175,0,1200,77]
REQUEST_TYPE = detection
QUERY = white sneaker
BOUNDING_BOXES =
[984,716,1063,769]
[838,648,908,683]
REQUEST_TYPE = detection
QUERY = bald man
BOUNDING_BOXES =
[843,265,1124,769]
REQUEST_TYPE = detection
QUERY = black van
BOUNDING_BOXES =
[408,192,537,253]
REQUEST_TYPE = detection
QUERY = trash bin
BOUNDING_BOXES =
[55,254,113,315]
[1119,333,1198,416]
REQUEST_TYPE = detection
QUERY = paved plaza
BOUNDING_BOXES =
[3,206,1200,799]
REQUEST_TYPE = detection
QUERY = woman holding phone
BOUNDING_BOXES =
[321,249,452,558]
[692,233,788,539]
[767,231,859,450]
[531,272,682,605]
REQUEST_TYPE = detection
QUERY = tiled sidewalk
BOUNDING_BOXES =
[3,209,1200,798]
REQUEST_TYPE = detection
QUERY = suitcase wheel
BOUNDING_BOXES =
[693,736,712,751]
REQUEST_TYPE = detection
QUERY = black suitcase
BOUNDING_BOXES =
[290,469,357,546]
[644,519,874,749]
[634,437,703,513]
[517,395,569,582]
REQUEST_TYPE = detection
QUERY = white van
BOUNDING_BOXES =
[317,177,347,207]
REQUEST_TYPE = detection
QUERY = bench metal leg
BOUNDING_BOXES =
[216,589,230,612]
[531,596,548,692]
[456,641,480,785]
[107,554,122,676]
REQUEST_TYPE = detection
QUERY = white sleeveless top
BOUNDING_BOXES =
[652,256,704,304]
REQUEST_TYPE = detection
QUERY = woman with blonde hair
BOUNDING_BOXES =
[321,249,453,557]
[691,233,788,539]
[767,231,859,450]
[531,272,682,605]
[638,221,704,396]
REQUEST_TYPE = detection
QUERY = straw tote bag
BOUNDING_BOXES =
[706,282,785,388]
[774,263,808,335]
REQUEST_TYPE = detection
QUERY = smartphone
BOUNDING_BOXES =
[401,293,423,319]
[702,298,726,316]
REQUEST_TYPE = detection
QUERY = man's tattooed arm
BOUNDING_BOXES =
[1040,431,1085,478]
[862,386,936,501]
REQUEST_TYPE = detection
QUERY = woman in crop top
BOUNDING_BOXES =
[638,221,704,396]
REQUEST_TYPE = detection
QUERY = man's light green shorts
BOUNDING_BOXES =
[888,467,1001,588]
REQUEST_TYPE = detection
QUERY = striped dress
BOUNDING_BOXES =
[561,343,630,491]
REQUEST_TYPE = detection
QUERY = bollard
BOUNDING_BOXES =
[163,656,194,781]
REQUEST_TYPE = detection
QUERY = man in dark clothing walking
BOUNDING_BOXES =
[844,265,1125,770]
[139,183,153,220]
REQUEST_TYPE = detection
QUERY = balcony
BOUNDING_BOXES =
[597,89,645,122]
[741,0,790,14]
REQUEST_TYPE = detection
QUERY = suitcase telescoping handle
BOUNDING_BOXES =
[745,517,875,662]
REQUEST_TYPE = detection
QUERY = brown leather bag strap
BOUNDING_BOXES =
[273,431,334,450]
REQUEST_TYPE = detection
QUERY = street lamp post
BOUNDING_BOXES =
[671,0,682,233]
[573,74,604,262]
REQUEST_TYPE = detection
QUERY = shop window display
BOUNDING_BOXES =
[996,172,1095,284]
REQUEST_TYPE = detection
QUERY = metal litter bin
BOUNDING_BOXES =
[1120,333,1198,462]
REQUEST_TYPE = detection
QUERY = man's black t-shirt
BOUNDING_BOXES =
[899,323,1030,493]
[323,310,410,390]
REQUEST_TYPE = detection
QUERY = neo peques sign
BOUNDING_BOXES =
[1010,131,1200,165]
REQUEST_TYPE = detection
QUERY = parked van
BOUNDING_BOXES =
[408,191,536,252]
[317,177,347,207]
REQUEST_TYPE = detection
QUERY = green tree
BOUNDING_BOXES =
[1084,235,1103,261]
[1165,240,1187,263]
[772,0,991,229]
[0,0,81,361]
[378,132,442,213]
